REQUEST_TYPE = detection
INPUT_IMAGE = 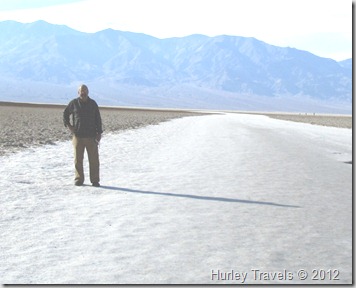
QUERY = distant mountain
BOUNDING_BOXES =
[338,58,352,69]
[0,20,352,113]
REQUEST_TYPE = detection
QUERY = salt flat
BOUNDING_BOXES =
[0,113,352,284]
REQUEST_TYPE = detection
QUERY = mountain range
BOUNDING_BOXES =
[0,20,352,113]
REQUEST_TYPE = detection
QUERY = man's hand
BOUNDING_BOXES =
[68,124,75,134]
[96,133,102,143]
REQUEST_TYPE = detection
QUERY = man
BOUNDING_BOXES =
[63,84,103,187]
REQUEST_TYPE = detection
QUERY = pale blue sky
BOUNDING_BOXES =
[0,0,85,10]
[0,0,352,61]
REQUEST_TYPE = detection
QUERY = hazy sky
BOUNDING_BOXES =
[0,0,352,60]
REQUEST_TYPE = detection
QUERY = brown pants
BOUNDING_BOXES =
[72,136,100,184]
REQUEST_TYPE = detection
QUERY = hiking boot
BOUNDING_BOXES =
[75,180,83,186]
[92,182,100,187]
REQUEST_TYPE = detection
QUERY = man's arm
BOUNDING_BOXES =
[94,103,103,142]
[95,109,103,134]
[63,102,75,133]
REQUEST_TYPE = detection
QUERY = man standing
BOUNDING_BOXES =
[63,84,103,187]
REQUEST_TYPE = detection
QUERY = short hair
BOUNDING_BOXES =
[78,84,89,93]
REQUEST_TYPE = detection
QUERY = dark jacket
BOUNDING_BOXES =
[63,97,103,138]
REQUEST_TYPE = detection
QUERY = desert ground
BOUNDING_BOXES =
[0,102,205,156]
[255,112,352,128]
[0,101,352,156]
[1,109,352,284]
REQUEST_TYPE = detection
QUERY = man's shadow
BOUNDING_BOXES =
[100,186,300,208]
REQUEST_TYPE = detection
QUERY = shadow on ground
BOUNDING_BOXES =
[99,185,300,208]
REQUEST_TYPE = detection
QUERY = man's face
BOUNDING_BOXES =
[78,86,89,101]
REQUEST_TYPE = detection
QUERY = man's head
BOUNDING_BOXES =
[78,84,89,102]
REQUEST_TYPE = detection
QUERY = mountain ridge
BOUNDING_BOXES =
[0,20,351,113]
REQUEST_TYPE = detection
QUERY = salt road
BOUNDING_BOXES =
[0,113,352,284]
